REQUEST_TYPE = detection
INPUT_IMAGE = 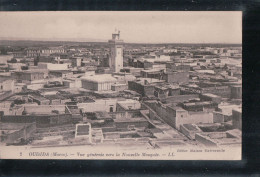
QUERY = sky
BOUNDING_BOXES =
[0,11,242,44]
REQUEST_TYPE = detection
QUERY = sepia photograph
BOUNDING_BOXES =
[0,11,242,160]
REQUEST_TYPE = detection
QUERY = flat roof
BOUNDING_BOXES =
[135,78,164,85]
[114,117,147,123]
[202,93,220,98]
[13,71,44,74]
[141,69,163,73]
[81,74,117,83]
[49,70,72,73]
[182,124,200,131]
[0,76,12,82]
[183,101,214,106]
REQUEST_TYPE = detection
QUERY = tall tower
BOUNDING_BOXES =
[108,30,124,73]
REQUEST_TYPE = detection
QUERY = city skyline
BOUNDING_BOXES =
[0,21,242,160]
[0,11,242,44]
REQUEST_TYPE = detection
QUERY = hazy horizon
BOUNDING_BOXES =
[0,11,242,44]
[0,37,242,45]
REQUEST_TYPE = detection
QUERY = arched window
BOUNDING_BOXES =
[109,107,113,112]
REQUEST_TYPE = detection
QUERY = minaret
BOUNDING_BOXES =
[108,29,124,73]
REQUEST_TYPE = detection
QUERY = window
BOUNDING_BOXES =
[109,107,113,112]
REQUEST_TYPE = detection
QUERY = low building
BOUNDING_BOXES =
[38,63,69,71]
[27,47,65,57]
[146,101,213,130]
[163,71,189,84]
[114,117,150,130]
[1,105,73,128]
[180,101,218,112]
[212,111,226,123]
[49,70,73,79]
[141,69,164,79]
[0,76,14,92]
[28,94,50,105]
[70,57,82,67]
[180,124,202,140]
[195,129,241,147]
[166,63,190,72]
[153,84,181,99]
[112,72,136,84]
[0,122,36,144]
[81,74,117,91]
[200,93,222,104]
[11,71,44,83]
[78,98,118,113]
[116,99,141,111]
[128,78,165,97]
[111,83,128,92]
[120,67,143,77]
[201,86,231,98]
[160,94,199,105]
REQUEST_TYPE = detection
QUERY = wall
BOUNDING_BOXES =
[27,83,44,90]
[161,94,199,104]
[0,91,13,101]
[103,132,120,139]
[114,119,149,129]
[24,105,66,114]
[165,71,189,84]
[111,84,128,91]
[0,80,14,92]
[97,82,114,91]
[82,80,114,91]
[46,63,68,70]
[152,64,166,71]
[145,100,213,130]
[11,72,44,82]
[2,114,72,128]
[116,100,141,110]
[155,90,168,99]
[78,99,118,113]
[180,124,201,140]
[195,133,218,147]
[175,111,213,130]
[146,101,177,128]
[82,80,97,91]
[168,88,181,96]
[144,85,155,96]
[167,63,190,71]
[128,81,145,96]
[232,109,242,130]
[128,80,156,96]
[213,111,225,123]
[30,72,44,81]
[200,94,222,104]
[0,101,11,114]
[109,110,141,119]
[1,122,36,144]
[231,86,242,99]
[201,86,231,98]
